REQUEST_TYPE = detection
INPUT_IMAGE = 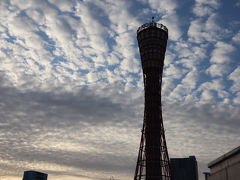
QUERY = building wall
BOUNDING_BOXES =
[208,153,240,180]
[170,156,198,180]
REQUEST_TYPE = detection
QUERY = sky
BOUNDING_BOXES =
[0,0,239,180]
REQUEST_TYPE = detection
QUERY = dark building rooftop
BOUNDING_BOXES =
[23,170,48,180]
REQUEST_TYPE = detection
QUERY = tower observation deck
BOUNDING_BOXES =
[134,21,171,180]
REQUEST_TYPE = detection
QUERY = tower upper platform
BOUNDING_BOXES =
[136,22,168,72]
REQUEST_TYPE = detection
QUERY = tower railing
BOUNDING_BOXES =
[137,22,168,34]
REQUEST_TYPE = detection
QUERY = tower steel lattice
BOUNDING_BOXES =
[134,21,171,180]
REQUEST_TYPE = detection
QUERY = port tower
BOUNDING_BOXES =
[134,19,171,180]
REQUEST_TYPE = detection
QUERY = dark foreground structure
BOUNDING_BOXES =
[23,170,48,180]
[134,20,171,180]
[206,146,240,180]
[170,156,198,180]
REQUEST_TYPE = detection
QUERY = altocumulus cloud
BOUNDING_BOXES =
[0,0,240,180]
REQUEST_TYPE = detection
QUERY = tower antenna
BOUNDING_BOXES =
[152,16,155,22]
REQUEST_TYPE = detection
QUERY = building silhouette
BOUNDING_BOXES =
[22,170,48,180]
[203,172,210,180]
[207,146,240,180]
[170,156,198,180]
[134,19,171,180]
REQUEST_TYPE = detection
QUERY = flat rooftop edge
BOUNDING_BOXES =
[208,146,240,168]
[137,22,168,33]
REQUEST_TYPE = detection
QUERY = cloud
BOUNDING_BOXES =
[228,67,240,93]
[173,42,207,69]
[193,0,219,17]
[193,5,215,17]
[233,92,240,104]
[188,19,206,43]
[164,64,187,79]
[0,0,141,92]
[146,0,182,41]
[205,41,235,78]
[181,68,199,89]
[0,82,143,179]
[236,0,240,7]
[161,13,182,41]
[163,101,240,168]
[200,89,215,101]
[205,63,230,77]
[232,31,240,43]
[162,77,176,97]
[165,68,199,101]
[48,0,74,12]
[0,78,239,180]
[210,41,235,63]
[147,0,177,14]
[195,0,219,7]
[187,13,221,43]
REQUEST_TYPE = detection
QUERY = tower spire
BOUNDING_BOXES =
[152,16,155,22]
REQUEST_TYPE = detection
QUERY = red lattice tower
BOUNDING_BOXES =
[134,21,171,180]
